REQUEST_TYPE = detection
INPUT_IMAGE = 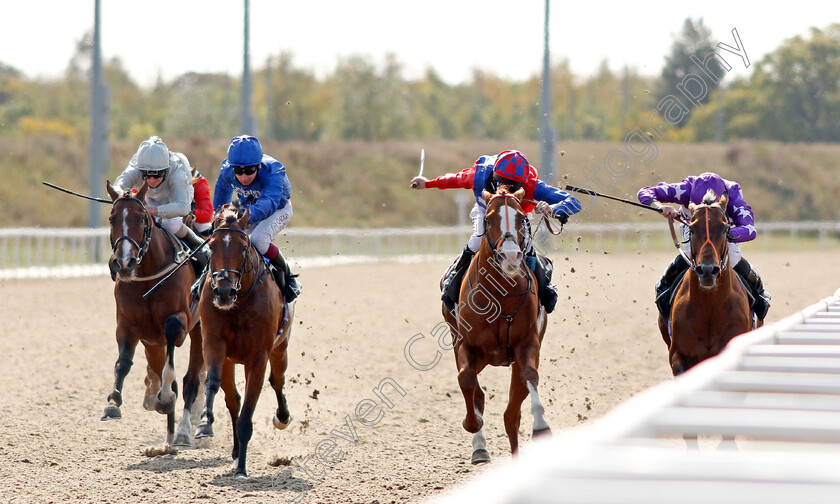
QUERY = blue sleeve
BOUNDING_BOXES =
[532,180,582,217]
[248,168,289,223]
[213,167,234,210]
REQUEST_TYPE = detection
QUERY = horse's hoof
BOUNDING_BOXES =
[471,449,491,465]
[142,394,156,411]
[533,427,552,438]
[273,414,292,430]
[154,396,176,415]
[194,423,214,438]
[234,471,248,481]
[172,433,192,447]
[101,406,122,420]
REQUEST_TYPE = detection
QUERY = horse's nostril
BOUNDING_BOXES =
[712,267,721,276]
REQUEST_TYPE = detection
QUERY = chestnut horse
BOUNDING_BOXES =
[103,181,204,447]
[442,186,550,464]
[660,190,752,376]
[194,205,294,479]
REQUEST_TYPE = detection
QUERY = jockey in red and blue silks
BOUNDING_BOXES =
[411,150,581,313]
[213,135,300,303]
[637,171,771,322]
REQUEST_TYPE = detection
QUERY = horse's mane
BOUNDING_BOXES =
[702,189,717,205]
[219,204,240,226]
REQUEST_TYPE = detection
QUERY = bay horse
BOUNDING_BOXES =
[194,204,294,479]
[103,181,204,447]
[442,186,550,464]
[660,190,752,376]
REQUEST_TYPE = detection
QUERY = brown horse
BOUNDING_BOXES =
[194,205,294,479]
[660,190,752,376]
[103,181,204,447]
[442,186,550,464]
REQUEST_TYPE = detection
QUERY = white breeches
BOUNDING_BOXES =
[249,203,293,256]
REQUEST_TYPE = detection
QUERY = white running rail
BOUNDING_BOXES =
[2,222,840,280]
[430,288,840,504]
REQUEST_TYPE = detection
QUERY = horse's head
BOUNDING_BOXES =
[688,189,730,289]
[106,180,152,280]
[207,204,253,309]
[481,186,528,277]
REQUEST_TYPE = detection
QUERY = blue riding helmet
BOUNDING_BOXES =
[227,135,263,166]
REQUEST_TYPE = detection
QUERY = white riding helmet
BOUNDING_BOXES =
[131,136,171,172]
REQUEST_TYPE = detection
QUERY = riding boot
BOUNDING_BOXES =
[269,251,301,303]
[529,252,558,314]
[442,245,476,310]
[655,254,690,323]
[734,258,771,320]
[180,227,209,274]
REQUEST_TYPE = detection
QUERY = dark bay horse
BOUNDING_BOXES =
[194,205,294,479]
[442,186,550,464]
[660,190,752,376]
[103,181,204,447]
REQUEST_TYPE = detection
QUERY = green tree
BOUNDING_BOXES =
[657,18,726,128]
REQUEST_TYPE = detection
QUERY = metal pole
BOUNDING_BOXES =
[540,0,555,176]
[240,0,255,135]
[89,0,108,230]
[264,56,273,140]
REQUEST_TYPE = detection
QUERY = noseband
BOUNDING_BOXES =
[483,194,528,262]
[110,196,153,265]
[687,205,730,272]
[209,227,266,297]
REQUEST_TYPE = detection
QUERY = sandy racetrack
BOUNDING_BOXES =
[1,251,838,504]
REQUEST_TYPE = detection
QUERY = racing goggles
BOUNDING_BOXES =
[142,169,166,179]
[232,164,259,176]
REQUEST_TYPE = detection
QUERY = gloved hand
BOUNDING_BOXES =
[555,212,569,225]
[534,201,551,215]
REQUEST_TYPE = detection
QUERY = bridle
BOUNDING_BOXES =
[208,226,266,298]
[680,204,730,272]
[110,195,153,265]
[483,193,528,264]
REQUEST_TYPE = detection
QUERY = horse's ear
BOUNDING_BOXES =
[239,208,250,228]
[482,189,493,203]
[136,181,149,202]
[106,180,120,201]
[513,187,525,200]
[719,190,729,209]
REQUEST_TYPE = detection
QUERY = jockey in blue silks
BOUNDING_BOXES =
[213,135,300,303]
[638,171,771,323]
[411,150,582,313]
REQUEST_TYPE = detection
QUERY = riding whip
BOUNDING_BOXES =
[564,185,662,213]
[142,236,211,300]
[42,181,112,204]
[410,148,425,188]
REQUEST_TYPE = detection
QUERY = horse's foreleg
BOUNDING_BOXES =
[220,359,240,463]
[456,344,483,434]
[102,330,137,420]
[143,345,166,412]
[194,342,225,440]
[516,344,550,440]
[503,362,531,454]
[174,325,204,447]
[234,356,269,480]
[268,345,292,429]
[156,314,186,414]
[470,382,490,464]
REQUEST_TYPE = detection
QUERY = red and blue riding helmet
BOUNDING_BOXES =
[493,150,530,185]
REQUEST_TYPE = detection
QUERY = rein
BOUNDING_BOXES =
[209,227,268,298]
[111,195,188,282]
[670,205,729,272]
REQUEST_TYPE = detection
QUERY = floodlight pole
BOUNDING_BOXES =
[89,0,109,236]
[540,0,555,176]
[240,0,256,135]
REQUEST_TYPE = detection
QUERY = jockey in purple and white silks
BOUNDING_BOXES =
[213,135,300,303]
[637,172,771,322]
